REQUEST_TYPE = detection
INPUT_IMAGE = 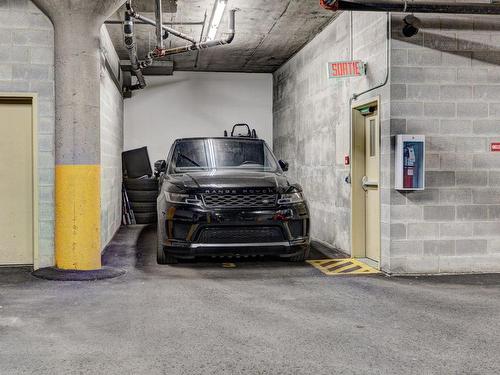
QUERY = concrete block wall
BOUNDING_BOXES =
[389,14,500,273]
[0,2,124,265]
[0,0,55,267]
[100,26,124,250]
[273,12,390,259]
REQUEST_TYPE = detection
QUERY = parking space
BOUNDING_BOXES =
[2,1,500,374]
[1,226,499,374]
[109,225,338,278]
[2,1,499,276]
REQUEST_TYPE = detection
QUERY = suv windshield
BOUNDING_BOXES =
[170,139,279,173]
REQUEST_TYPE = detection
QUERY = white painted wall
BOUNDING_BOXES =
[124,71,273,164]
[100,26,123,251]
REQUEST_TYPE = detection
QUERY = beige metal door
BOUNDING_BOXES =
[363,114,380,261]
[0,101,34,265]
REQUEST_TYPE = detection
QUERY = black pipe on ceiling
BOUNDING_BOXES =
[320,0,500,15]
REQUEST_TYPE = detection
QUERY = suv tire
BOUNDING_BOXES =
[157,226,177,264]
[124,178,158,191]
[157,249,177,265]
[289,246,310,262]
[130,201,157,213]
[127,190,158,202]
[134,212,157,224]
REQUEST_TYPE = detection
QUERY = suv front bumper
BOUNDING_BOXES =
[159,202,310,258]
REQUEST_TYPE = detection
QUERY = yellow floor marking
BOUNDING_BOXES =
[330,263,360,273]
[307,258,381,276]
[222,263,236,268]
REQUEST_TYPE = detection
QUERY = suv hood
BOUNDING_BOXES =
[167,170,292,193]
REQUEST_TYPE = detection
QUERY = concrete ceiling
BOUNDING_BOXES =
[106,0,336,73]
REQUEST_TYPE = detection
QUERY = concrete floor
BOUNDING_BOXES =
[1,226,499,375]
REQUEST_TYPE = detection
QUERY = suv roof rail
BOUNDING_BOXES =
[224,124,258,139]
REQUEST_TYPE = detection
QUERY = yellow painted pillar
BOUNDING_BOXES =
[30,0,126,277]
[55,165,101,270]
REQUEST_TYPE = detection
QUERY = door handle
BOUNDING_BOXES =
[362,176,378,191]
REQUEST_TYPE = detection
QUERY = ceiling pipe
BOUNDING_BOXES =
[123,12,146,89]
[320,0,500,14]
[105,20,205,26]
[151,8,236,58]
[121,1,236,91]
[155,0,164,49]
[126,0,197,44]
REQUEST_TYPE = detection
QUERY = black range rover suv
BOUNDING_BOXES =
[155,135,310,264]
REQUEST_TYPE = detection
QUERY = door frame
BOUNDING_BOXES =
[0,93,39,269]
[350,96,381,266]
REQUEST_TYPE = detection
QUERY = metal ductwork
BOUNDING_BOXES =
[151,9,236,58]
[123,12,146,90]
[320,0,500,15]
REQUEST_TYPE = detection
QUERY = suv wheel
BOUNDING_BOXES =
[157,247,177,265]
[124,178,158,191]
[127,190,158,202]
[134,212,157,224]
[157,226,177,265]
[289,246,310,262]
[130,202,157,213]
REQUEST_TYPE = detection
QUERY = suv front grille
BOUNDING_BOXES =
[202,194,277,208]
[196,226,285,243]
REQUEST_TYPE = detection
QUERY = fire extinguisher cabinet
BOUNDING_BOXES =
[395,135,425,191]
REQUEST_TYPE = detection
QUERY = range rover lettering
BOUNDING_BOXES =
[155,135,310,264]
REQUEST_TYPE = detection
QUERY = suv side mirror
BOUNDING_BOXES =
[154,160,167,176]
[278,160,289,172]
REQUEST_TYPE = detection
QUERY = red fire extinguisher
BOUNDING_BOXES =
[403,146,416,189]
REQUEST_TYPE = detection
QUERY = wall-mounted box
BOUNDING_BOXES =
[395,135,425,191]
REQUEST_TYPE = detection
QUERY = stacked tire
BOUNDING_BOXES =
[124,178,159,224]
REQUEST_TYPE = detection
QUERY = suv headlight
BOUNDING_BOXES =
[165,192,202,206]
[278,192,304,205]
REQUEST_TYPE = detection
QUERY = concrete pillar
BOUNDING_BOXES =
[32,0,125,271]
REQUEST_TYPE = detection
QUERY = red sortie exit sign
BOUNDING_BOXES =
[327,60,366,79]
[491,142,500,152]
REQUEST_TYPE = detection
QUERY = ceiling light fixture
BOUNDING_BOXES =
[206,0,228,41]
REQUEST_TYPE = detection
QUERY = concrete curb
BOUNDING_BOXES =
[32,266,125,281]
